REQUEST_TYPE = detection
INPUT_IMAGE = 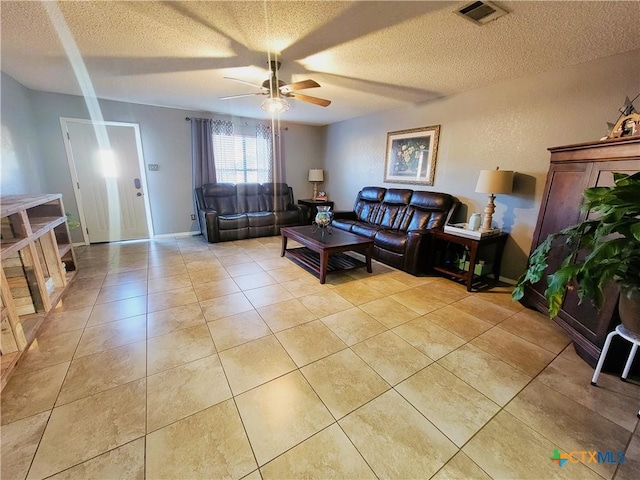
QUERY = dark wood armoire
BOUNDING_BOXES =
[522,136,640,369]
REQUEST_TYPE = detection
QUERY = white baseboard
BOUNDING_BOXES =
[73,232,201,245]
[153,231,201,238]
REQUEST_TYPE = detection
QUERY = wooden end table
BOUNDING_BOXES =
[431,230,508,292]
[280,225,373,284]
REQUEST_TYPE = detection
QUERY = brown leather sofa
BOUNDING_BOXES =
[332,187,459,274]
[195,182,306,242]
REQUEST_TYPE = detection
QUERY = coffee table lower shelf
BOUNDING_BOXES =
[285,247,366,280]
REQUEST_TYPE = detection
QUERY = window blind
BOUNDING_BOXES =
[212,120,273,183]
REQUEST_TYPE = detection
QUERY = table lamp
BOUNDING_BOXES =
[475,167,514,231]
[308,169,324,199]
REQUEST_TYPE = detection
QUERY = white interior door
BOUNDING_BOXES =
[63,120,150,243]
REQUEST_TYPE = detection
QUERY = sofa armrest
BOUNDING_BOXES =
[298,204,309,224]
[199,208,220,243]
[444,198,462,226]
[287,203,308,225]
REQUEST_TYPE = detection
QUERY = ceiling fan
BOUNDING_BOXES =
[219,61,331,113]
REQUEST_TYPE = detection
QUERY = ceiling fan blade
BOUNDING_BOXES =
[223,77,266,90]
[219,92,266,100]
[280,79,320,92]
[286,92,331,107]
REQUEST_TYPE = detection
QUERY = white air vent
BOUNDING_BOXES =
[456,1,508,25]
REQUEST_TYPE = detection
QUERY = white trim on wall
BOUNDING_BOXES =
[153,231,201,238]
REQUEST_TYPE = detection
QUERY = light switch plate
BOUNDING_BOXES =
[148,164,159,171]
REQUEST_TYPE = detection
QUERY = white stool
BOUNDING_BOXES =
[591,324,640,418]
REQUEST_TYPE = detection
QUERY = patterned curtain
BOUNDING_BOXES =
[256,123,276,183]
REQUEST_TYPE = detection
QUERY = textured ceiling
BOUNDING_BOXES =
[1,1,639,125]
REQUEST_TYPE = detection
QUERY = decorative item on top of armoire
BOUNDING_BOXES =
[517,136,640,372]
[603,94,640,139]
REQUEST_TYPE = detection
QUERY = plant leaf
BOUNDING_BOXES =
[545,264,580,317]
[631,222,640,242]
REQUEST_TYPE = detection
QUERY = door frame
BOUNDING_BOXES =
[59,117,154,244]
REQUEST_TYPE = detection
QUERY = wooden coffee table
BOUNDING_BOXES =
[280,226,373,284]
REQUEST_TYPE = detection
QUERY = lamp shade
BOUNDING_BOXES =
[475,168,514,194]
[308,169,324,182]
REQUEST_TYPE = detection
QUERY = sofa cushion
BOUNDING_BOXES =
[374,230,407,254]
[237,183,267,213]
[410,191,453,210]
[331,219,356,232]
[246,211,275,227]
[360,187,386,202]
[218,214,248,230]
[368,189,411,229]
[274,210,300,226]
[352,223,382,239]
[262,183,292,212]
[248,225,276,237]
[355,202,382,224]
[400,209,430,231]
[219,227,249,241]
[406,191,455,230]
[382,189,413,205]
[201,183,238,214]
[353,187,385,223]
[379,204,409,229]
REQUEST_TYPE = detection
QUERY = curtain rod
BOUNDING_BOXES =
[185,117,288,130]
[185,117,248,126]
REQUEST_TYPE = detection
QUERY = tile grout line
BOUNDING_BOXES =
[6,236,638,479]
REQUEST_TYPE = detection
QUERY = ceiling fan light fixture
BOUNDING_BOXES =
[261,96,290,114]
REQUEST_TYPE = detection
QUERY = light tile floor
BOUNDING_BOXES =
[2,235,639,480]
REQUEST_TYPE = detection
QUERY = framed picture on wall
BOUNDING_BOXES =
[383,125,440,185]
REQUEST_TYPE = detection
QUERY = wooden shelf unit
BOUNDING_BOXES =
[1,194,77,390]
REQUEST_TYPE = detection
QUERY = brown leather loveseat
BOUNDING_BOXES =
[332,187,459,274]
[195,182,306,242]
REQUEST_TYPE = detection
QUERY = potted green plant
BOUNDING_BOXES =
[512,172,640,332]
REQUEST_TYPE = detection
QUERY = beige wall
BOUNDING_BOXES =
[1,73,44,194]
[323,50,640,281]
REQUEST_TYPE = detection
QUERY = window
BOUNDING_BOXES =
[212,120,273,183]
